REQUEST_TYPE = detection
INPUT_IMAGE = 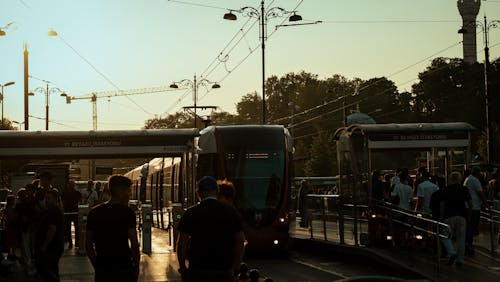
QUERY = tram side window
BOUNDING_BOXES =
[197,154,218,179]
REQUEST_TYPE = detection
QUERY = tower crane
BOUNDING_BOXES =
[61,86,177,130]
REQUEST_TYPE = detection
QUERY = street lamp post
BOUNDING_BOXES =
[12,121,24,131]
[224,1,302,124]
[459,16,499,164]
[0,81,15,124]
[170,74,220,129]
[30,82,67,130]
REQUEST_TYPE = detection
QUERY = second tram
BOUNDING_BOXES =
[197,125,294,252]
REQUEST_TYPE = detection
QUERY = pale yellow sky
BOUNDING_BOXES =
[0,0,499,130]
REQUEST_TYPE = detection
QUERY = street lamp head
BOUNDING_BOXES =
[1,81,15,87]
[458,27,468,34]
[0,29,5,36]
[48,28,58,36]
[169,83,179,89]
[211,83,221,89]
[223,11,237,21]
[289,13,302,22]
[28,92,35,96]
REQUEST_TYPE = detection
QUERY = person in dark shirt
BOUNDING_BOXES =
[440,171,472,267]
[62,180,81,249]
[15,187,36,274]
[35,188,64,282]
[177,176,245,282]
[85,175,140,282]
[371,170,385,201]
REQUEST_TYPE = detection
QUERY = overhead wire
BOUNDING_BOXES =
[271,40,463,124]
[290,40,500,136]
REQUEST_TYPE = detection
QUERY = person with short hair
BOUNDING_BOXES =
[391,172,414,211]
[440,171,472,267]
[62,180,81,249]
[463,166,489,255]
[34,188,64,281]
[82,180,99,208]
[177,176,245,282]
[217,179,236,207]
[85,174,140,282]
[416,171,438,214]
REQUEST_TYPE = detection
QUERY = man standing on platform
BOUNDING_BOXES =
[177,176,245,282]
[464,166,489,255]
[62,180,81,249]
[85,175,140,282]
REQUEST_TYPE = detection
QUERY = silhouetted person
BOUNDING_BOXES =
[177,176,245,282]
[86,175,140,282]
[62,180,81,249]
[82,180,99,208]
[35,189,64,282]
[217,179,236,207]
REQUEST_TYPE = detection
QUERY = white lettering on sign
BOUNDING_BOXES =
[399,135,447,141]
[64,141,122,147]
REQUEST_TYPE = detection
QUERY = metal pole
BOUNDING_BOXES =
[261,0,266,124]
[194,75,197,129]
[24,43,29,130]
[483,16,492,164]
[45,83,49,130]
[1,85,3,123]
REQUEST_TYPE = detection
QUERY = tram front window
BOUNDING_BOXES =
[224,151,285,226]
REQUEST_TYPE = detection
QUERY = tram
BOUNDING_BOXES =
[123,125,294,252]
[124,157,185,229]
[197,125,294,252]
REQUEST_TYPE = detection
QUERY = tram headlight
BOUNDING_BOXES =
[415,235,423,240]
[279,217,285,223]
[273,240,279,245]
[386,235,393,240]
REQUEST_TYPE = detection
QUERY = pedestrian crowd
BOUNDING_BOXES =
[0,172,115,282]
[370,165,499,267]
[1,173,245,282]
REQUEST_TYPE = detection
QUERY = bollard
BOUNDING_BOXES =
[78,204,89,255]
[142,204,152,255]
[171,203,184,251]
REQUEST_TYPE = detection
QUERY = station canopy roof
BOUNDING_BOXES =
[0,129,199,159]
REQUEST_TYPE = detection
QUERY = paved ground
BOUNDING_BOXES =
[1,228,182,282]
[2,218,500,281]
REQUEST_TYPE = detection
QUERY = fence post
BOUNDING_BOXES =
[489,208,495,254]
[322,196,328,241]
[435,222,440,273]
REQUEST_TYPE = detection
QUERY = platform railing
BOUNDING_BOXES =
[302,194,452,272]
[480,206,500,253]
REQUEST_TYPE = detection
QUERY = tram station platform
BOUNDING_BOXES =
[2,228,183,282]
[3,220,500,281]
[291,216,500,282]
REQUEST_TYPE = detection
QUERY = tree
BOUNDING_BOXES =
[235,92,261,124]
[304,130,337,176]
[411,57,484,126]
[0,118,18,130]
[144,112,193,129]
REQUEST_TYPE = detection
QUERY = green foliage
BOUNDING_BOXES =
[0,119,18,130]
[143,56,500,172]
[304,130,337,176]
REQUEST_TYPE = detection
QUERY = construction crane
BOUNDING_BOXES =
[61,86,177,130]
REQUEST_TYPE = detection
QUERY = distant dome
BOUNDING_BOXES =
[346,112,376,125]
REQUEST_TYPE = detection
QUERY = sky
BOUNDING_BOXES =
[0,0,499,131]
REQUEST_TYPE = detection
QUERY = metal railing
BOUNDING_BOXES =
[301,194,452,272]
